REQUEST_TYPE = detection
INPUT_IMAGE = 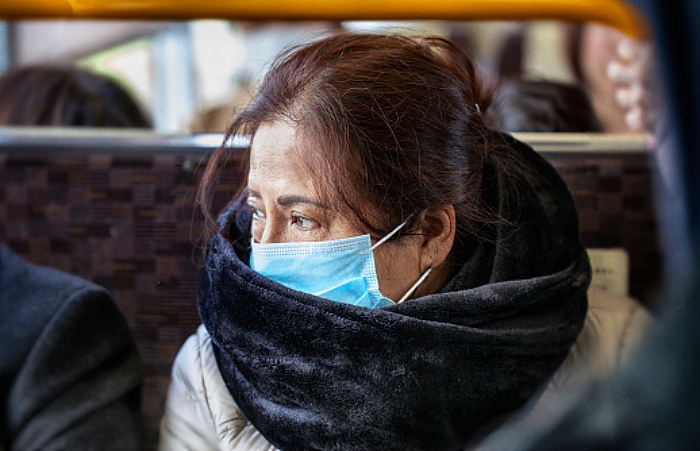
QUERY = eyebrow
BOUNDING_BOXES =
[246,188,331,210]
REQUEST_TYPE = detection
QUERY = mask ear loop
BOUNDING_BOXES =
[397,267,433,304]
[360,218,410,254]
[360,213,430,303]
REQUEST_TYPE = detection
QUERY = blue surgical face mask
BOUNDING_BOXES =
[250,221,432,308]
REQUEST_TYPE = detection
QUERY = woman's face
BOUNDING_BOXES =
[247,120,425,301]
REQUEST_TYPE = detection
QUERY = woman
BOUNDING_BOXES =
[160,32,593,450]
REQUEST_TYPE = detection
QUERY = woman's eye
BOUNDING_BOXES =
[249,205,265,220]
[291,215,317,230]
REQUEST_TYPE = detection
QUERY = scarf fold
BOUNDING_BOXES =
[199,132,590,451]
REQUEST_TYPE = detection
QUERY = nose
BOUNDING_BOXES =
[259,226,272,244]
[258,220,284,244]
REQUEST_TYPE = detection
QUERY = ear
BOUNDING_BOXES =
[417,205,456,272]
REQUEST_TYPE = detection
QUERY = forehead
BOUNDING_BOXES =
[248,121,320,194]
[249,121,307,176]
[250,121,297,167]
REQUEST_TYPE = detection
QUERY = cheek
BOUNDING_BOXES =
[373,242,422,300]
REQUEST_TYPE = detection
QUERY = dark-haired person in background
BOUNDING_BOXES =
[485,78,603,133]
[0,65,151,128]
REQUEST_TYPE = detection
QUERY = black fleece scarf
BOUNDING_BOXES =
[199,132,590,451]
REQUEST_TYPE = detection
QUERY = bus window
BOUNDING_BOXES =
[0,16,659,135]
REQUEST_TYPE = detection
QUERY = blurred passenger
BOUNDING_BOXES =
[159,32,651,450]
[491,22,660,134]
[566,22,661,134]
[0,247,144,450]
[0,65,151,128]
[485,78,603,133]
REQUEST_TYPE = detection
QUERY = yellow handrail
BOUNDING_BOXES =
[0,0,648,38]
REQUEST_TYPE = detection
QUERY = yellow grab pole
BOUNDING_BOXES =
[0,0,648,38]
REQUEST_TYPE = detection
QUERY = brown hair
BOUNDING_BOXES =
[199,32,497,248]
[0,65,151,128]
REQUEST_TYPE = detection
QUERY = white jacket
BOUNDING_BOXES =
[158,323,277,451]
[158,287,654,450]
